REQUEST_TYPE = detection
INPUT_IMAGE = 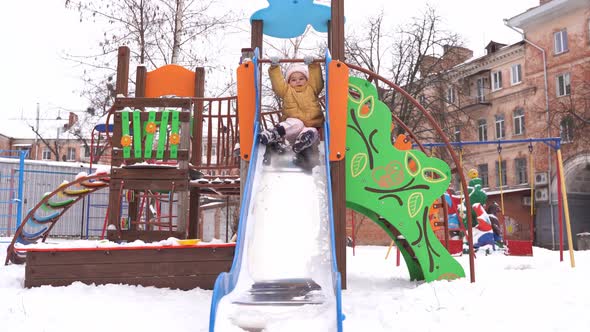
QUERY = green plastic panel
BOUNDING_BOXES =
[132,110,142,158]
[170,110,180,159]
[345,77,465,281]
[144,111,157,158]
[156,111,170,159]
[121,111,131,159]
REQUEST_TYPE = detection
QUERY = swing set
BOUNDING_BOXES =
[379,137,576,266]
[415,137,575,266]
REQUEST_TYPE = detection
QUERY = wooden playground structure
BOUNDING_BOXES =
[6,46,242,289]
[6,0,481,290]
[7,1,577,296]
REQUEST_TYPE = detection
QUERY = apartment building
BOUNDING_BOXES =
[349,0,590,249]
[504,0,590,249]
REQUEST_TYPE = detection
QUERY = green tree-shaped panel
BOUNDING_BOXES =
[345,77,465,281]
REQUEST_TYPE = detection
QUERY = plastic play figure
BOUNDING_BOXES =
[259,55,325,158]
[467,168,487,227]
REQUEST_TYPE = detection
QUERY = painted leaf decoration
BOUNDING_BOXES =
[348,83,364,103]
[406,151,421,176]
[422,167,448,183]
[350,153,368,178]
[408,192,423,218]
[358,95,375,118]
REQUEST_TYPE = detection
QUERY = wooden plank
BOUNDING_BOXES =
[114,111,191,122]
[111,168,188,180]
[26,247,235,265]
[111,179,189,191]
[25,275,221,290]
[111,149,190,162]
[114,97,193,109]
[115,46,130,96]
[107,230,186,242]
[27,260,232,279]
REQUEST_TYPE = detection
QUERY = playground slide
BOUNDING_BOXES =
[209,54,343,331]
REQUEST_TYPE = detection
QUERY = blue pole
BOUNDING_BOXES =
[15,150,26,229]
[417,137,561,150]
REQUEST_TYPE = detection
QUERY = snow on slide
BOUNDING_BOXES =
[212,144,338,331]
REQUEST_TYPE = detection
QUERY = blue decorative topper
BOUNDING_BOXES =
[251,0,331,38]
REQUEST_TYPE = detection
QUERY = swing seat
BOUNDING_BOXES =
[447,239,463,255]
[505,239,533,256]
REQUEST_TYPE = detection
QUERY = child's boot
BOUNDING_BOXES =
[259,127,280,145]
[293,130,315,153]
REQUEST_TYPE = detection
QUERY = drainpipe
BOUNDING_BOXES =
[504,19,555,249]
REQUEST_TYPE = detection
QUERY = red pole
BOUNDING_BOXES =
[351,210,356,256]
[556,156,564,261]
[89,128,96,170]
[396,246,400,266]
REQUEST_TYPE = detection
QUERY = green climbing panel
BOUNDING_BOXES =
[345,77,465,281]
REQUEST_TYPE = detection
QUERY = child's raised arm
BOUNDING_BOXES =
[268,63,288,98]
[307,62,324,96]
[304,56,324,95]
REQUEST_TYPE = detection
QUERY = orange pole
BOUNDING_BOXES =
[327,60,349,161]
[236,61,256,161]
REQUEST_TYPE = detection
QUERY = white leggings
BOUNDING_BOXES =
[278,118,319,144]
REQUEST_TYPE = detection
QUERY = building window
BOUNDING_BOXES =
[560,116,574,143]
[84,146,91,158]
[495,160,507,187]
[478,164,489,188]
[447,86,456,104]
[495,114,505,139]
[513,108,525,136]
[554,29,568,54]
[454,126,461,142]
[42,148,51,160]
[477,78,486,102]
[478,119,488,141]
[491,70,502,91]
[515,158,528,185]
[67,147,76,161]
[556,73,571,97]
[511,64,522,85]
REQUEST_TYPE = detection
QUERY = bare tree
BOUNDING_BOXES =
[345,6,468,142]
[31,0,239,163]
[63,0,238,119]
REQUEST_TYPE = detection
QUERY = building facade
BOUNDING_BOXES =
[505,0,590,249]
[347,0,590,249]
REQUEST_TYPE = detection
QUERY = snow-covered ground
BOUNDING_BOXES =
[1,238,588,332]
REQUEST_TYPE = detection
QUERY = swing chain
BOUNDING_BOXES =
[528,142,534,153]
[497,143,502,154]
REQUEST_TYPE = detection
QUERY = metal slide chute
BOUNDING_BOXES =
[209,50,344,331]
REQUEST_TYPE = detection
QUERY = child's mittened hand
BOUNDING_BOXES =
[270,56,280,66]
[303,55,314,65]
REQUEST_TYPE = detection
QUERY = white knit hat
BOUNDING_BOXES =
[285,64,309,81]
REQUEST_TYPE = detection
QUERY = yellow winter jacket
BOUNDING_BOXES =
[268,63,325,128]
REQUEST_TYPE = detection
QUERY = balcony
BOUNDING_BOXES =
[460,93,492,110]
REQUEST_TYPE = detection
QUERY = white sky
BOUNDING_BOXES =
[0,0,539,127]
